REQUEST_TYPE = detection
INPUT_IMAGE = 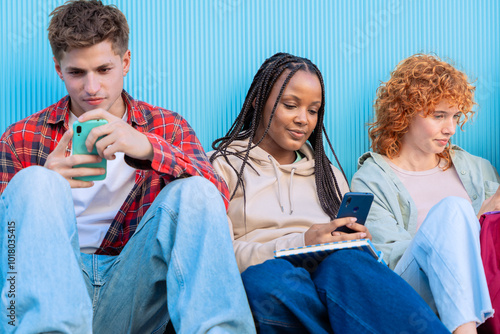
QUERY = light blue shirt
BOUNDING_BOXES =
[351,146,500,269]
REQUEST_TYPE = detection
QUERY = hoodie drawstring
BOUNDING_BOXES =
[289,167,296,215]
[268,155,297,215]
[269,155,285,213]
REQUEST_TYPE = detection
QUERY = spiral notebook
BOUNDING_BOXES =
[274,239,386,268]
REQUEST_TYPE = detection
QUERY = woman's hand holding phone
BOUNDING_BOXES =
[304,192,375,246]
[304,217,371,246]
[334,192,374,233]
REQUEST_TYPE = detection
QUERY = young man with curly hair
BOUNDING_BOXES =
[0,1,254,333]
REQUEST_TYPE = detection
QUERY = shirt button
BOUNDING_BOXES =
[473,195,478,200]
[460,170,466,175]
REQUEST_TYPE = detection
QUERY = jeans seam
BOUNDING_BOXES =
[415,230,463,288]
[163,205,184,290]
[92,255,100,312]
[151,319,170,334]
[254,316,304,328]
[398,256,417,277]
[316,287,378,334]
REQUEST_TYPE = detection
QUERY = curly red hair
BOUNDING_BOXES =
[369,54,476,168]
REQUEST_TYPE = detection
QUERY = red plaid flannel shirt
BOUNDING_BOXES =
[0,91,229,255]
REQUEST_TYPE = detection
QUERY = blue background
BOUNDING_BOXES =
[2,0,499,180]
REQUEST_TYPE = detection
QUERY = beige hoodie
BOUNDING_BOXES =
[210,139,349,272]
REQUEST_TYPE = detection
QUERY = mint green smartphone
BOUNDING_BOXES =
[72,119,108,181]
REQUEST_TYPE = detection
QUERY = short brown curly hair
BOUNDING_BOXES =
[48,0,129,61]
[369,54,476,168]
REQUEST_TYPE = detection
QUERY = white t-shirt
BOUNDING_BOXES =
[387,159,471,230]
[69,112,136,253]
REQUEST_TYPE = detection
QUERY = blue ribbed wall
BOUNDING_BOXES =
[2,0,499,180]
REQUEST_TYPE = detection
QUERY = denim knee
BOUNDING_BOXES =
[423,196,479,235]
[316,249,374,273]
[242,259,312,316]
[153,176,222,212]
[434,196,476,218]
[161,175,220,200]
[242,260,309,299]
[138,175,229,251]
[312,250,371,287]
[3,166,70,201]
[1,166,74,231]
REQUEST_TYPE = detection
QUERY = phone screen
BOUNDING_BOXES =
[72,119,108,181]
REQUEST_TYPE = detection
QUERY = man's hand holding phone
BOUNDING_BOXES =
[44,129,106,188]
[44,108,153,188]
[77,108,154,162]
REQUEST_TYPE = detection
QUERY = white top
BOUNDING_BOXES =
[387,159,471,230]
[69,112,136,253]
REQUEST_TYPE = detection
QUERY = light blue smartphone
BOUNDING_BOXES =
[72,119,108,181]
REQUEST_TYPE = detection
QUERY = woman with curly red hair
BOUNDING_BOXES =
[352,54,500,334]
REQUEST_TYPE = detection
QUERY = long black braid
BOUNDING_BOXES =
[211,52,347,220]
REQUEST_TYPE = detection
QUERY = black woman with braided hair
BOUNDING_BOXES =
[209,52,450,333]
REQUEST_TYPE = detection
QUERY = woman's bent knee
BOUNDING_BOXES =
[422,196,479,236]
[242,259,309,299]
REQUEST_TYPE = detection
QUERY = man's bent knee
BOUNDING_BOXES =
[154,176,223,210]
[4,166,69,199]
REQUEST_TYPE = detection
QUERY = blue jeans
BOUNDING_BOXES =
[242,250,450,334]
[394,197,493,332]
[0,166,255,334]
